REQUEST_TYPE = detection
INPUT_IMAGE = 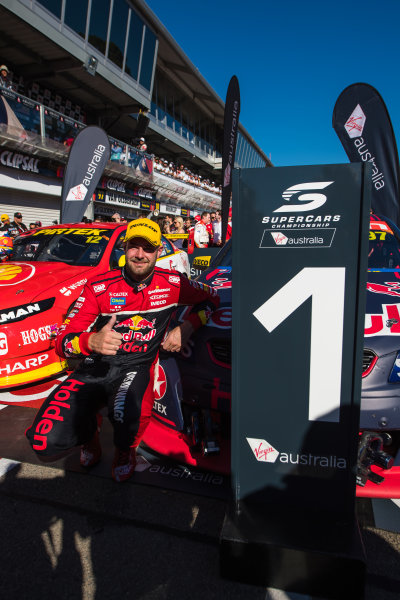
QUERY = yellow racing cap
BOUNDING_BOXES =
[124,218,161,247]
[1,213,9,222]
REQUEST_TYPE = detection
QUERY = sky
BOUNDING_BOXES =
[145,0,400,167]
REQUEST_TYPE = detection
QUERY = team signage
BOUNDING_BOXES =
[231,163,370,519]
[0,150,39,172]
[61,126,110,223]
[333,83,400,225]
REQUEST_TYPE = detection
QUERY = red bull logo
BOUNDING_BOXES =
[117,315,157,343]
[117,315,156,330]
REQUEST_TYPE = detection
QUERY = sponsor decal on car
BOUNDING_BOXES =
[365,303,400,336]
[20,325,55,345]
[0,298,55,324]
[246,437,347,469]
[0,332,8,356]
[0,263,35,286]
[0,353,49,376]
[60,278,87,296]
[33,228,107,237]
[367,281,400,297]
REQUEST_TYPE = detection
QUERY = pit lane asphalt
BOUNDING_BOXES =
[0,460,399,600]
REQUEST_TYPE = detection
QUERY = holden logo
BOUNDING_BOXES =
[271,232,288,245]
[274,182,333,213]
[345,104,366,138]
[246,437,279,462]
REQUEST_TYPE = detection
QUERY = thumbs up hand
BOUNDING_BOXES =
[88,314,123,355]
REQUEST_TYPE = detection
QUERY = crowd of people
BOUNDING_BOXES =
[154,158,221,195]
[158,209,231,249]
[1,63,222,209]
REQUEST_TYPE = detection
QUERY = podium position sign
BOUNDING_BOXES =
[221,163,370,597]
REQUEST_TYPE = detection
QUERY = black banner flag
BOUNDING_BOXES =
[61,125,110,223]
[221,76,240,243]
[333,83,400,225]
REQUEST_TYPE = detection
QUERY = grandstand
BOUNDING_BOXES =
[0,0,271,225]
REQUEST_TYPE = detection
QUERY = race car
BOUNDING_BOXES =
[142,215,400,498]
[0,222,189,391]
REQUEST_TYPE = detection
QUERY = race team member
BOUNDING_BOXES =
[194,211,210,248]
[26,218,220,482]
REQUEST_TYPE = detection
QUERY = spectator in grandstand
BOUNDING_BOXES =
[162,215,173,234]
[111,141,123,162]
[137,137,147,152]
[35,220,42,227]
[0,65,14,90]
[63,136,74,148]
[170,216,186,249]
[12,212,27,234]
[112,213,121,223]
[212,210,222,246]
[29,223,36,230]
[194,211,210,248]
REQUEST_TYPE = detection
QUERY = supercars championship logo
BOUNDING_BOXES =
[260,181,341,238]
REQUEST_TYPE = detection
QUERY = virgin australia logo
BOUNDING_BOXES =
[345,104,366,138]
[271,232,288,245]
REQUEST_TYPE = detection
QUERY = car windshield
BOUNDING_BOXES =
[12,228,111,266]
[368,226,400,269]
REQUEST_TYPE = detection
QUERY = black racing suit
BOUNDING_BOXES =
[26,266,220,456]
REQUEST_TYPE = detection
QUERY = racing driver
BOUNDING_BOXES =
[26,218,220,482]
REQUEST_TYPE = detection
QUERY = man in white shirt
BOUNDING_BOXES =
[194,211,210,248]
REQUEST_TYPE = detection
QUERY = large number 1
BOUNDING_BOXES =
[253,267,346,422]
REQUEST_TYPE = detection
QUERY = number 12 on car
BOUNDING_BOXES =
[253,267,345,423]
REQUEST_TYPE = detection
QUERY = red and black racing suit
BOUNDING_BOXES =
[26,266,219,456]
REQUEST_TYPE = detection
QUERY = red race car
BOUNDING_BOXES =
[0,222,189,403]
